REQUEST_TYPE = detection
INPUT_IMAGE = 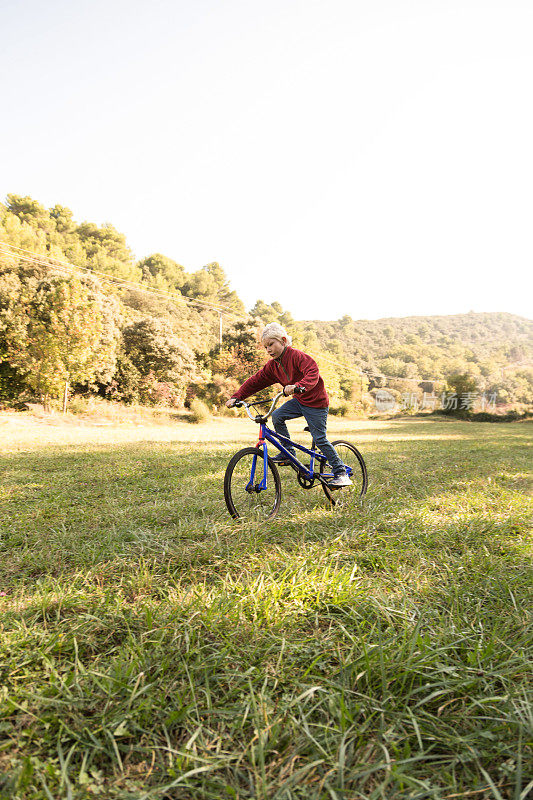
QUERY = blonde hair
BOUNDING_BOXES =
[261,322,292,346]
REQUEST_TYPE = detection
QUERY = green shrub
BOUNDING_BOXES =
[189,398,211,423]
[470,410,531,422]
[68,395,90,414]
[329,400,351,417]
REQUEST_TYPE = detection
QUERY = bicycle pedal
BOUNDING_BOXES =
[323,480,342,490]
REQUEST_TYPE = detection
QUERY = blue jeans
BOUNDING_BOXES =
[271,398,345,476]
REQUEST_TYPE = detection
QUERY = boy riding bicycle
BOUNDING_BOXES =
[225,323,352,487]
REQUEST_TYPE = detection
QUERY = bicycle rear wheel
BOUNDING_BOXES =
[321,440,368,506]
[224,447,282,520]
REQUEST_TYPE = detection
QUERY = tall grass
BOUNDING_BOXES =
[0,417,531,799]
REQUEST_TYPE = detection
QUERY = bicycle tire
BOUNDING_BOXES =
[224,447,282,520]
[321,440,368,504]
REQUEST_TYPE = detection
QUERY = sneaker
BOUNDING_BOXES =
[329,473,353,487]
[270,454,293,466]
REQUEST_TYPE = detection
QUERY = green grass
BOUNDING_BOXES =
[0,417,532,799]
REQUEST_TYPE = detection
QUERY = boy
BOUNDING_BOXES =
[225,322,352,487]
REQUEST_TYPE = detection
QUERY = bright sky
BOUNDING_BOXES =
[2,0,532,321]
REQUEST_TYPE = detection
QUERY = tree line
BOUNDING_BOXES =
[0,193,531,415]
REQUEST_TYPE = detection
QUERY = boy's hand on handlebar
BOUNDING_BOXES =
[284,384,305,396]
[227,398,245,408]
[283,383,305,397]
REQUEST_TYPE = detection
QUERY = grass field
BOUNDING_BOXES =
[0,411,531,799]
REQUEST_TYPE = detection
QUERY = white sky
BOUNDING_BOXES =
[1,0,532,321]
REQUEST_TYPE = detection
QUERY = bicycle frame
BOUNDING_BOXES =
[248,421,331,491]
[240,393,354,491]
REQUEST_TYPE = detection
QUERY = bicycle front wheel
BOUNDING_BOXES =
[224,447,282,520]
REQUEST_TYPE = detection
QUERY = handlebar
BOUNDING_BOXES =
[234,386,306,422]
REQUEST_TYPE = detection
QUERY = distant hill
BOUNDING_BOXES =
[303,311,532,385]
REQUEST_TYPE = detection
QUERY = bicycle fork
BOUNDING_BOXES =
[246,424,268,492]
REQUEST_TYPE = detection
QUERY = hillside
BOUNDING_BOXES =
[1,193,532,412]
[308,311,532,381]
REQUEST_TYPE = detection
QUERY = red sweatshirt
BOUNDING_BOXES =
[232,346,329,408]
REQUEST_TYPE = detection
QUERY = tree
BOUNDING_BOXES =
[7,275,117,411]
[182,269,219,302]
[76,221,140,281]
[378,356,411,378]
[118,317,199,406]
[0,270,28,401]
[204,262,245,313]
[486,369,533,405]
[190,320,266,409]
[137,253,186,292]
[250,299,275,322]
[219,321,265,368]
[182,262,245,313]
[250,299,288,324]
[50,204,75,234]
[6,194,55,234]
[443,373,480,416]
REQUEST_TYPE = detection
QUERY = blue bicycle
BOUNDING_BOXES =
[224,389,368,520]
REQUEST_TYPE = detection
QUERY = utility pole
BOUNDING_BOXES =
[63,378,69,414]
[219,311,223,348]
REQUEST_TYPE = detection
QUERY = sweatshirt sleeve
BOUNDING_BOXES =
[294,351,320,391]
[232,363,276,400]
